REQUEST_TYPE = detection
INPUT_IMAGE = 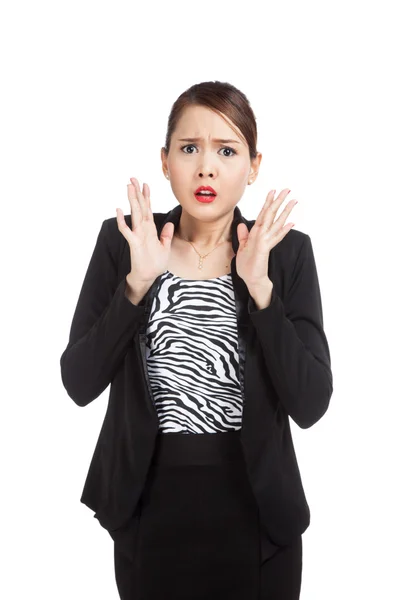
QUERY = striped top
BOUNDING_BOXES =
[144,270,243,434]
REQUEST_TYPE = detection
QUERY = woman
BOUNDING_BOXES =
[60,81,333,599]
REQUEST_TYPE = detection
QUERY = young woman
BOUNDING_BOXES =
[60,81,333,599]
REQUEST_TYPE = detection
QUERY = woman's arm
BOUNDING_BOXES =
[247,234,333,429]
[60,219,147,407]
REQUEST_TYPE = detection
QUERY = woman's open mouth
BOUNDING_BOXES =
[194,186,217,203]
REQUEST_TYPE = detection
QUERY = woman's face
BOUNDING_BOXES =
[161,105,261,216]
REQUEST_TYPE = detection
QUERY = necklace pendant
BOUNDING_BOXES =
[198,257,203,269]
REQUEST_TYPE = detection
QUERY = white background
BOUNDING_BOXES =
[2,0,399,598]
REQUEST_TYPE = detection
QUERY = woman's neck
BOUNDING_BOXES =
[175,211,233,249]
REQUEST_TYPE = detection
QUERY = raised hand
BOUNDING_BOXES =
[116,177,175,286]
[235,188,298,289]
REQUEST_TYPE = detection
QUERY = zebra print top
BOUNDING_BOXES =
[144,269,243,434]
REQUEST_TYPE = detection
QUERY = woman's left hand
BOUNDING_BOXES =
[236,188,298,289]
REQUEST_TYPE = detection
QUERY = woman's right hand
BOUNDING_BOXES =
[116,177,175,286]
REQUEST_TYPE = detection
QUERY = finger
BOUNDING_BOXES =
[269,199,298,236]
[127,182,143,230]
[271,188,291,213]
[160,221,175,249]
[254,190,276,227]
[116,207,134,242]
[130,177,148,218]
[275,221,296,243]
[142,182,153,220]
[263,188,292,230]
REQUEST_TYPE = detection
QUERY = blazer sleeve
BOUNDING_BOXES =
[247,234,333,429]
[60,218,147,407]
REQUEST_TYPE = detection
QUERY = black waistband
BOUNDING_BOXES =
[151,429,245,466]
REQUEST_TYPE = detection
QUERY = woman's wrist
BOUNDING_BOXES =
[125,274,153,305]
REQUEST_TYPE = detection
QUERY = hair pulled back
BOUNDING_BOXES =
[163,81,258,161]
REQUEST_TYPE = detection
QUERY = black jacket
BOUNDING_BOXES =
[60,203,333,550]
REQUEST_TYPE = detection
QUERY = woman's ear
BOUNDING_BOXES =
[160,147,169,179]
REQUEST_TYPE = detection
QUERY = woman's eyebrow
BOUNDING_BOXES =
[178,137,241,144]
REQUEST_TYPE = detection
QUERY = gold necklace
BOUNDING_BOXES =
[176,233,229,270]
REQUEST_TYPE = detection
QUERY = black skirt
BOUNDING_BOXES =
[113,430,302,600]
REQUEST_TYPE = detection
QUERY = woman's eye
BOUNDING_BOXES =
[181,144,196,154]
[220,147,236,157]
[180,144,236,157]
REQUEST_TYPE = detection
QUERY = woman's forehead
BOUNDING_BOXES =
[173,106,245,145]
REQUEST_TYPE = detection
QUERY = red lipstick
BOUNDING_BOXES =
[194,185,217,203]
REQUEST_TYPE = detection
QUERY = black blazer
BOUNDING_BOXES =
[60,203,333,553]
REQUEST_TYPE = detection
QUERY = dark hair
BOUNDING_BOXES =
[163,81,258,161]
